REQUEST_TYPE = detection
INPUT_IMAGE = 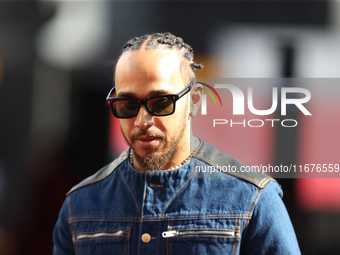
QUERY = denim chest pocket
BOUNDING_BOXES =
[71,221,132,255]
[162,218,242,255]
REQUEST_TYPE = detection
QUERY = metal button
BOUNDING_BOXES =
[141,233,151,243]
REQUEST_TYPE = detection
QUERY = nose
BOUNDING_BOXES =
[134,105,154,130]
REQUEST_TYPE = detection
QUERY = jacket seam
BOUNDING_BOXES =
[247,189,259,216]
[160,170,198,216]
[232,219,237,255]
[234,219,241,255]
[193,139,273,189]
[74,222,79,255]
[193,153,270,188]
[68,214,252,223]
[119,166,141,216]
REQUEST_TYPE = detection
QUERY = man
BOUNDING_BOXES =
[53,32,300,254]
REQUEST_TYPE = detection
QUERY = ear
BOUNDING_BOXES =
[190,83,203,117]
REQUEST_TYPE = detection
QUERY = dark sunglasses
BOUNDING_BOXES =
[106,83,192,119]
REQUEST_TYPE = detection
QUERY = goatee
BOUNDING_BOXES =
[132,144,176,170]
[121,127,185,171]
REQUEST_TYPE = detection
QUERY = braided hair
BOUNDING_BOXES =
[116,32,203,83]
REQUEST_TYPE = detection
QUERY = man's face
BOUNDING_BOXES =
[114,48,191,171]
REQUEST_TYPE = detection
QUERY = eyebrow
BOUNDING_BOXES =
[116,89,173,98]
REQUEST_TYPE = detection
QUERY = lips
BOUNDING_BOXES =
[135,136,161,147]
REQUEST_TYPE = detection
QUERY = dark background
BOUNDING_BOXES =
[0,1,339,254]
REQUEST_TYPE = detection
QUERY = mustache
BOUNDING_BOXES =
[131,130,165,140]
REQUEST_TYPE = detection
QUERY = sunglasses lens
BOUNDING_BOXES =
[148,96,175,116]
[112,99,139,118]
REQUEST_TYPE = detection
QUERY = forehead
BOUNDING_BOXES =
[114,48,184,94]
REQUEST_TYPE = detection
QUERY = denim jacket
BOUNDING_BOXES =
[53,139,300,254]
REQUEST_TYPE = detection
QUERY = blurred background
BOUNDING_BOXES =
[0,0,340,254]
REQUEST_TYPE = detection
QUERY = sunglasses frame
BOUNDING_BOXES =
[106,82,193,119]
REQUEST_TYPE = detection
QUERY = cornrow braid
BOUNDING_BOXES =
[121,32,203,77]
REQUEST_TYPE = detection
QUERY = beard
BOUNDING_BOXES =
[121,122,186,171]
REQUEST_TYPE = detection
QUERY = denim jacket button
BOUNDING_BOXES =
[141,233,151,243]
